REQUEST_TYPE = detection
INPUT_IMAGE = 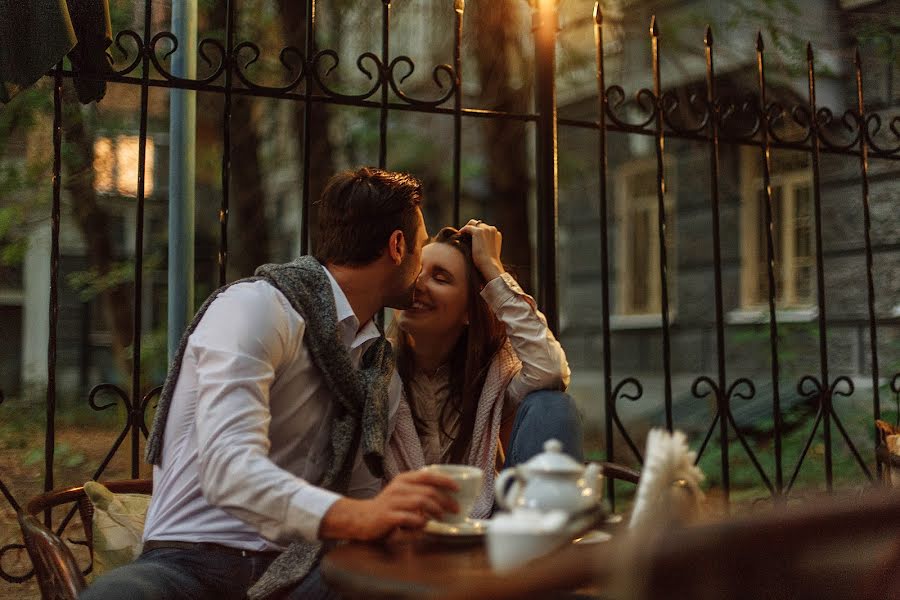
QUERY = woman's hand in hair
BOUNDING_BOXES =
[460,219,505,282]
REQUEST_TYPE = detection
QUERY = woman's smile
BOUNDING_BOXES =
[397,243,469,335]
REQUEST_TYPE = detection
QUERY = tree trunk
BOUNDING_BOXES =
[60,84,133,380]
[277,0,335,254]
[227,95,270,279]
[472,0,534,292]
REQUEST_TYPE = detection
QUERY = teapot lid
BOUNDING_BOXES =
[521,439,583,473]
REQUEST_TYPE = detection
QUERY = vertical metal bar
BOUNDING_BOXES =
[220,0,235,285]
[704,27,729,498]
[533,0,560,335]
[168,0,198,361]
[757,32,783,497]
[650,16,673,430]
[379,0,391,169]
[45,63,63,525]
[300,0,315,255]
[594,3,616,509]
[806,43,832,490]
[855,48,881,476]
[131,0,153,478]
[452,0,464,227]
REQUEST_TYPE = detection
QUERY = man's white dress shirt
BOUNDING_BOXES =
[142,270,401,551]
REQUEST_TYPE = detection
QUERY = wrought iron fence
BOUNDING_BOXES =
[1,0,899,588]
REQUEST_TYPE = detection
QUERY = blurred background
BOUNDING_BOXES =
[1,0,898,594]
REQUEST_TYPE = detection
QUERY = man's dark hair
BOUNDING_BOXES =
[314,167,423,266]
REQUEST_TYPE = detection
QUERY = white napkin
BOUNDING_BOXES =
[629,429,705,531]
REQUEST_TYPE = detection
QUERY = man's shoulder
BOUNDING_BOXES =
[197,280,307,337]
[217,280,301,317]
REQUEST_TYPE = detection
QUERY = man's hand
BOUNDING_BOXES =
[318,470,460,541]
[459,219,505,282]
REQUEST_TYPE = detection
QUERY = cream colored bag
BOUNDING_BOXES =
[83,481,151,578]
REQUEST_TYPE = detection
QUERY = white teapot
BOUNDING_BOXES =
[494,439,603,514]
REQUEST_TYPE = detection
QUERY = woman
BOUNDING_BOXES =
[386,220,582,519]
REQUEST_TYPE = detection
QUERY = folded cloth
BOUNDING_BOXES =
[0,0,112,104]
[0,0,75,102]
[83,481,151,579]
[629,429,705,531]
[65,0,114,103]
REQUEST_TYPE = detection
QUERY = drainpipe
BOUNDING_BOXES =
[168,0,197,361]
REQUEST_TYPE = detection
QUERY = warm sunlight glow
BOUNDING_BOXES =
[93,137,115,193]
[93,135,154,197]
[116,136,154,197]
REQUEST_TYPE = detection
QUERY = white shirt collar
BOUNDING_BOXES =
[323,266,381,350]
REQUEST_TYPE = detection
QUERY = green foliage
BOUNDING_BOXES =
[67,262,137,301]
[67,253,163,301]
[129,326,170,385]
[726,322,818,378]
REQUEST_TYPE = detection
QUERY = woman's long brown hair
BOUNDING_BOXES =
[390,227,508,464]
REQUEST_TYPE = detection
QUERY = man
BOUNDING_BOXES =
[82,168,459,600]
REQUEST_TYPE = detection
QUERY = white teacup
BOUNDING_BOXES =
[421,464,483,523]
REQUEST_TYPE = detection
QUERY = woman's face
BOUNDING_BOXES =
[395,242,470,340]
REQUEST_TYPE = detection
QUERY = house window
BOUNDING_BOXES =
[615,160,676,316]
[93,135,155,197]
[741,152,814,309]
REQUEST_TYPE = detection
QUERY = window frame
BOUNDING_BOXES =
[740,148,816,311]
[614,157,677,319]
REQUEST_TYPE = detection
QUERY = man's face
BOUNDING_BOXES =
[384,208,428,310]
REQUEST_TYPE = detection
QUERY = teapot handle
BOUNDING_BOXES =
[494,468,523,511]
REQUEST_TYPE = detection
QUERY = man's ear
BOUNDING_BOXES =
[387,230,405,265]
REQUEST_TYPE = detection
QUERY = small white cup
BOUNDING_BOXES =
[420,464,483,523]
[486,510,570,573]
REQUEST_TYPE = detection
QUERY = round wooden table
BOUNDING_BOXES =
[321,531,609,599]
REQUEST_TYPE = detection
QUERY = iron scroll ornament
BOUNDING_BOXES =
[690,376,774,495]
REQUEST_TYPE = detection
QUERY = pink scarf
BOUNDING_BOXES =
[383,340,521,518]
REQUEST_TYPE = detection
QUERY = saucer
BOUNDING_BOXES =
[572,530,612,545]
[424,518,489,538]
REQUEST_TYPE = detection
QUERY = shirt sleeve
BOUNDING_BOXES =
[190,282,342,544]
[480,272,571,414]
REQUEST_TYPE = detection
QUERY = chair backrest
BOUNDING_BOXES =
[636,490,900,600]
[599,461,641,485]
[18,479,153,600]
[18,512,87,600]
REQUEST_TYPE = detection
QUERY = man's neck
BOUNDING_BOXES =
[325,263,383,329]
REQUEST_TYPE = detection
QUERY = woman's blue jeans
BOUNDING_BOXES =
[503,390,584,469]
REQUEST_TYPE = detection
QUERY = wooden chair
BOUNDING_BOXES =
[17,479,153,600]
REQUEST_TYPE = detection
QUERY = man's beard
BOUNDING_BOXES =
[385,282,415,310]
[383,256,417,310]
[383,275,416,310]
